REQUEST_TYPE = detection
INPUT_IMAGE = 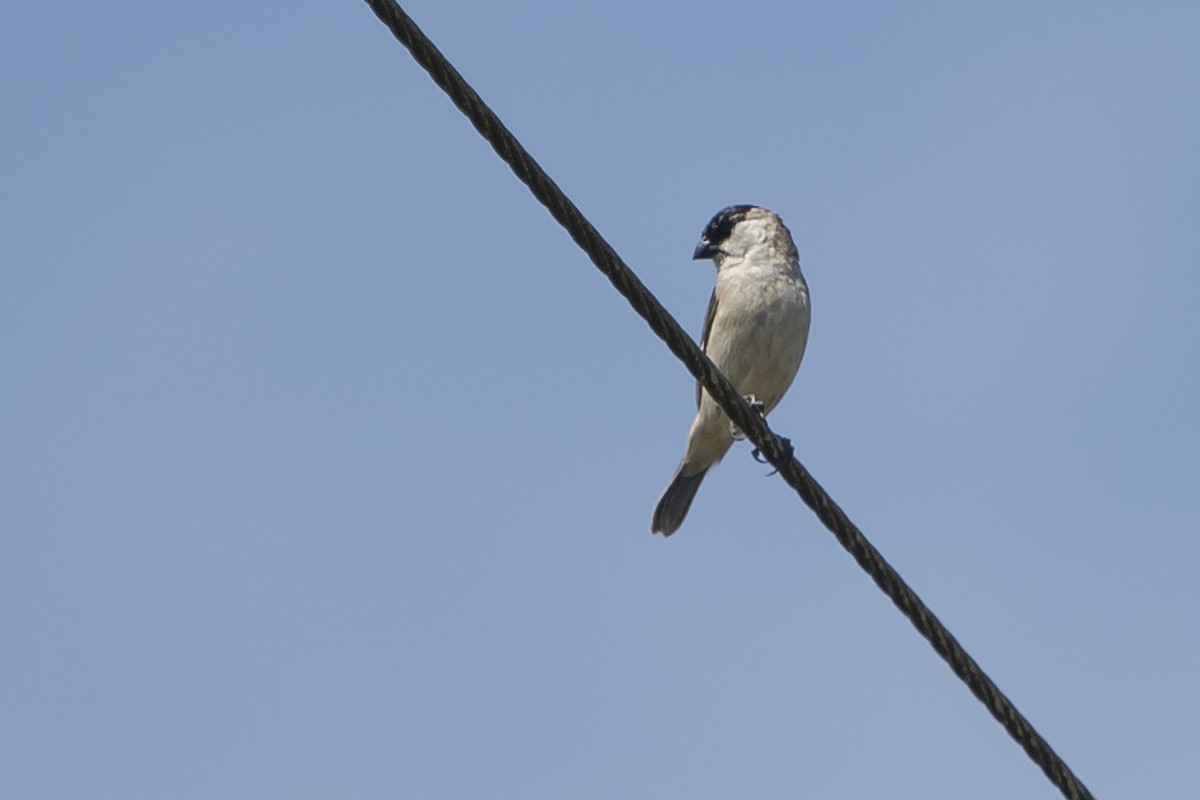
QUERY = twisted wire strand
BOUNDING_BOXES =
[363,3,1095,798]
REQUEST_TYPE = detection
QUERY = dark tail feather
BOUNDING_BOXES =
[651,470,707,536]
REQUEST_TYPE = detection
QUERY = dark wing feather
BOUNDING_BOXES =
[696,289,718,409]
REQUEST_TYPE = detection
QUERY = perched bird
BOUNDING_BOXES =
[651,205,811,536]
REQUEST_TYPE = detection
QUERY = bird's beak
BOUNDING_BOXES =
[693,239,719,260]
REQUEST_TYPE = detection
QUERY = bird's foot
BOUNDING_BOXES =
[751,435,793,476]
[729,395,765,441]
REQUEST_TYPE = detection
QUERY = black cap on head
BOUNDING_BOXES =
[693,205,756,260]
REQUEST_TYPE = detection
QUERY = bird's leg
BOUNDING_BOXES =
[740,396,792,473]
[752,435,793,475]
[724,395,763,441]
[724,395,763,443]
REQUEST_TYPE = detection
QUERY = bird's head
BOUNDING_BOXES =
[692,205,790,264]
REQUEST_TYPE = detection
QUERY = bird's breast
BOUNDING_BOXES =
[706,264,810,411]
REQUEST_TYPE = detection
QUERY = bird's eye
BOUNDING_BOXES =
[709,221,732,244]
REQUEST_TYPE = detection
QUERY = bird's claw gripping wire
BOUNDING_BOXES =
[752,435,792,476]
[732,394,790,475]
[729,395,765,441]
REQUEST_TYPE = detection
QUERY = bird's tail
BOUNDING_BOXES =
[651,469,707,536]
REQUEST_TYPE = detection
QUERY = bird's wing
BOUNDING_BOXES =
[696,289,718,409]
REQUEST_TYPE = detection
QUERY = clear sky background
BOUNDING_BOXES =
[3,2,1198,798]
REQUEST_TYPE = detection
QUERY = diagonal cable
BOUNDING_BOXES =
[362,3,1095,798]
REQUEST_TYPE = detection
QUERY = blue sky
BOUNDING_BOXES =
[3,2,1199,797]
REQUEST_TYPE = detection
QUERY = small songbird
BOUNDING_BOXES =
[651,205,811,536]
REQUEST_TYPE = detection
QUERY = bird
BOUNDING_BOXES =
[651,205,811,536]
